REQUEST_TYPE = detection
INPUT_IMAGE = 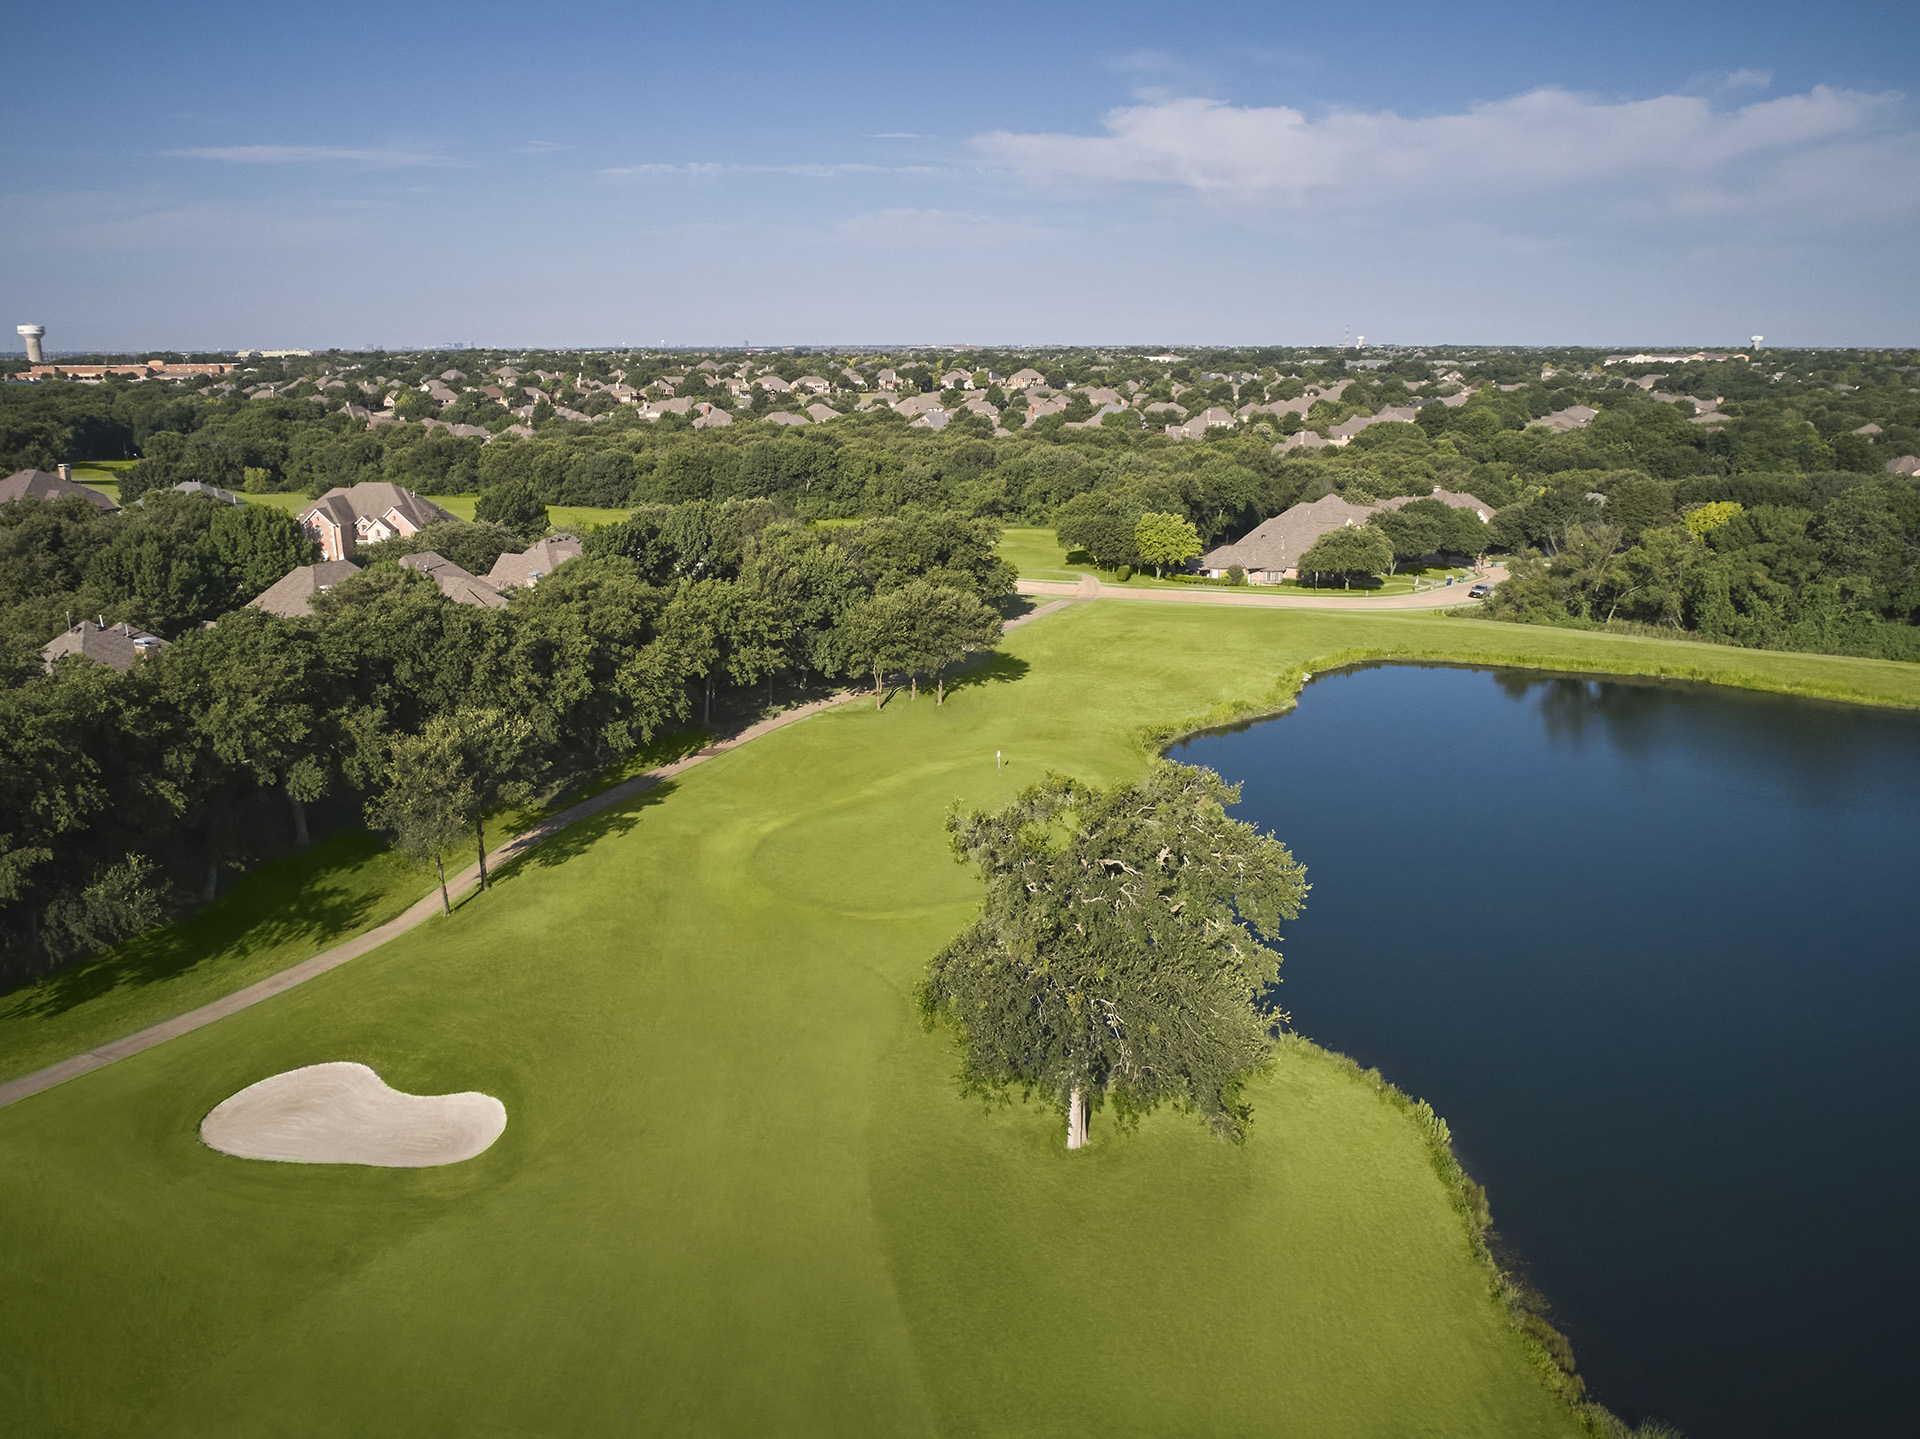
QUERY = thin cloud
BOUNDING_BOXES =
[867,132,930,140]
[600,161,936,180]
[164,144,465,168]
[972,85,1919,223]
[511,140,571,154]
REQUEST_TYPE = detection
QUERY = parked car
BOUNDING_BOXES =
[1467,583,1492,599]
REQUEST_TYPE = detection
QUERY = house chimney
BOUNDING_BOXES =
[58,463,72,482]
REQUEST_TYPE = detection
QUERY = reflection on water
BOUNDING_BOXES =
[1175,664,1920,1439]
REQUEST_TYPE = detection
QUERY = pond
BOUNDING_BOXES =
[1173,663,1920,1439]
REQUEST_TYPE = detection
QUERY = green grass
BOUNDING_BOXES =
[2,606,1914,1436]
[236,490,630,534]
[0,833,433,1084]
[995,526,1478,595]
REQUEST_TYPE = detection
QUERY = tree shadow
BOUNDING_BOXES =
[477,781,674,895]
[0,834,402,1021]
[944,651,1032,698]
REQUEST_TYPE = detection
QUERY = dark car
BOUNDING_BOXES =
[1467,583,1492,599]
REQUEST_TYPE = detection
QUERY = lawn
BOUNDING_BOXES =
[995,525,1477,596]
[3,606,1915,1436]
[236,489,630,534]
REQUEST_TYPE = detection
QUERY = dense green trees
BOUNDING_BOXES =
[0,493,316,666]
[919,764,1308,1148]
[0,496,1017,981]
[1297,526,1394,588]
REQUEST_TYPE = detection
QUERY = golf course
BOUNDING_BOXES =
[4,601,1917,1437]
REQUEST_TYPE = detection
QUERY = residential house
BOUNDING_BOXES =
[399,552,507,608]
[297,482,457,561]
[1,468,118,511]
[487,535,583,589]
[1886,456,1920,476]
[939,370,973,389]
[895,393,945,419]
[169,481,243,505]
[764,411,811,426]
[805,402,840,422]
[1537,404,1599,433]
[1201,489,1489,581]
[692,403,732,429]
[1853,423,1883,436]
[793,375,832,395]
[1007,368,1045,389]
[42,619,168,672]
[1166,406,1237,439]
[874,368,901,391]
[247,560,363,618]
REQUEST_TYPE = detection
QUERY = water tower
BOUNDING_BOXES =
[17,324,45,363]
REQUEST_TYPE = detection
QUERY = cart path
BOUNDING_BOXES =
[0,691,859,1111]
[1015,567,1506,611]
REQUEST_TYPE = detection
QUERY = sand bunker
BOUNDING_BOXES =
[200,1062,506,1167]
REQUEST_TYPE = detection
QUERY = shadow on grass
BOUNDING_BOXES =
[0,832,406,1023]
[473,781,675,899]
[945,651,1033,698]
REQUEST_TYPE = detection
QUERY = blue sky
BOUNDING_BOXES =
[5,0,1916,350]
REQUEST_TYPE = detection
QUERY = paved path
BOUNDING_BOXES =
[1015,567,1506,612]
[0,692,858,1111]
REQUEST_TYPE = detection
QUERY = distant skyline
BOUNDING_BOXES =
[5,0,1917,351]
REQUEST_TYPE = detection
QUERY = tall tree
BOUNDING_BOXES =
[903,580,1003,705]
[1296,526,1394,588]
[918,763,1308,1149]
[1133,511,1203,577]
[838,588,918,709]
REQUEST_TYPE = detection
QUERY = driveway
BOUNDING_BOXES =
[1015,568,1506,612]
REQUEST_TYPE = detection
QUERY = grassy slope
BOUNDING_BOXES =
[0,834,434,1082]
[2,606,1915,1437]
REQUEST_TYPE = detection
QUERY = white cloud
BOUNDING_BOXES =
[164,144,464,168]
[972,85,1919,222]
[599,161,933,180]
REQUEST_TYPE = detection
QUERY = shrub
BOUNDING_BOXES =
[1227,564,1246,586]
[1115,564,1133,581]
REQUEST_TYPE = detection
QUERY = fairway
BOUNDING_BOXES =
[4,605,1915,1436]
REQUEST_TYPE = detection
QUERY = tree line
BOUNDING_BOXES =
[0,499,1009,984]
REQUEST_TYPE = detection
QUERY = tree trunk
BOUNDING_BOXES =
[288,790,310,847]
[1067,1087,1088,1150]
[704,674,714,725]
[204,847,220,904]
[910,672,917,699]
[936,668,945,706]
[873,665,883,709]
[475,813,489,891]
[435,854,451,916]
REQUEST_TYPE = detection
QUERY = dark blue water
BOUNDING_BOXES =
[1174,664,1920,1439]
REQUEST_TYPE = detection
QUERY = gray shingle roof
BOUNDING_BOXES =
[1,469,119,511]
[399,552,507,608]
[485,536,582,589]
[42,620,166,672]
[247,560,363,617]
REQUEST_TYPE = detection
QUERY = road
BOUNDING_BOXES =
[1014,567,1507,612]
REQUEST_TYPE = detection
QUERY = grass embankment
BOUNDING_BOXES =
[997,525,1475,595]
[1,605,1914,1436]
[0,728,715,1085]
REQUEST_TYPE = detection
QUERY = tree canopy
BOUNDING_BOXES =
[918,763,1308,1147]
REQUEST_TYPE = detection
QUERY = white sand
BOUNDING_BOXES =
[199,1062,506,1167]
